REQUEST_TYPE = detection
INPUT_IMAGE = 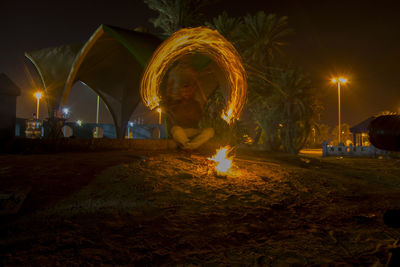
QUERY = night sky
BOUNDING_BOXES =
[2,0,399,127]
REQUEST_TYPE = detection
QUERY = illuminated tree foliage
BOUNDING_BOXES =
[144,0,209,36]
[331,123,352,146]
[238,12,292,67]
[306,123,331,148]
[205,12,242,44]
[274,69,321,153]
[208,11,322,153]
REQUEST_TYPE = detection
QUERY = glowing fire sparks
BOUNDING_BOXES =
[208,146,233,175]
[140,27,247,124]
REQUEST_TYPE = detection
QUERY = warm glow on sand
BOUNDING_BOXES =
[209,146,233,175]
[140,27,247,124]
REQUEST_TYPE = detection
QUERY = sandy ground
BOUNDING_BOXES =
[1,149,400,266]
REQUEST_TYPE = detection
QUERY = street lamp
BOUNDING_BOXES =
[62,108,70,137]
[331,77,347,144]
[95,95,100,138]
[128,121,134,139]
[156,107,162,125]
[62,107,69,117]
[34,91,42,119]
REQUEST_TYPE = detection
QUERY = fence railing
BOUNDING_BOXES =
[322,141,387,157]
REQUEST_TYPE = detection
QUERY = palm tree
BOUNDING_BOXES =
[237,12,292,147]
[248,90,282,151]
[248,67,322,153]
[205,11,243,44]
[237,11,292,67]
[274,68,321,153]
[219,11,292,149]
[207,11,296,150]
[144,0,209,36]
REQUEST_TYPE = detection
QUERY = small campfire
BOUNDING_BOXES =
[208,146,234,175]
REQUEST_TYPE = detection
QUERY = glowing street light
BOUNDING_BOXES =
[34,91,42,119]
[156,107,162,125]
[127,121,134,139]
[331,77,348,144]
[61,108,70,137]
[76,120,82,126]
[62,107,69,116]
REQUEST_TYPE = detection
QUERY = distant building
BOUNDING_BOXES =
[350,116,376,146]
[323,116,389,157]
[0,73,21,140]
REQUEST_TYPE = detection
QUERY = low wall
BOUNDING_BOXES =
[3,138,178,154]
[322,142,387,157]
[2,138,225,154]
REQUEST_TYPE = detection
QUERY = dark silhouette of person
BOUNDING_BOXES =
[164,62,214,149]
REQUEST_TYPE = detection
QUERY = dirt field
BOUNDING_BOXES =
[1,149,400,266]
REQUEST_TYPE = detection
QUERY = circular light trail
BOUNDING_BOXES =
[140,27,247,124]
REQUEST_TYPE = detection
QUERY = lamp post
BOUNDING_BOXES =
[156,107,162,125]
[154,107,162,139]
[62,107,69,118]
[331,77,347,144]
[128,121,133,139]
[94,95,100,138]
[62,108,70,137]
[34,91,42,119]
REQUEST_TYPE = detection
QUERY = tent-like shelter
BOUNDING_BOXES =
[25,43,83,117]
[26,24,161,138]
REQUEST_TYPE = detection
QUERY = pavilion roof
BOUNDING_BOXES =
[350,116,376,133]
[0,73,21,96]
[25,24,161,138]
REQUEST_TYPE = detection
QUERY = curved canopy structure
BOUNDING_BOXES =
[26,24,161,138]
[25,43,83,116]
[63,25,161,138]
[0,73,21,96]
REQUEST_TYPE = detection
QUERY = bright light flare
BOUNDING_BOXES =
[140,27,247,124]
[332,77,348,84]
[34,91,42,100]
[208,146,233,175]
